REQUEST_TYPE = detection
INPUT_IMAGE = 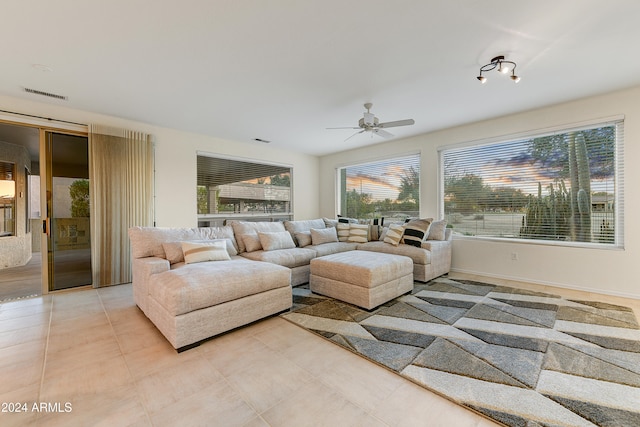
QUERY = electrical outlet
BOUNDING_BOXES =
[510,252,518,261]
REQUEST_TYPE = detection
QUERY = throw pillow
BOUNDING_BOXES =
[310,227,338,245]
[347,223,369,243]
[322,217,338,228]
[162,239,238,264]
[383,224,404,246]
[402,218,433,247]
[258,231,296,251]
[336,222,350,242]
[295,231,312,247]
[427,219,448,241]
[243,234,263,252]
[182,240,230,264]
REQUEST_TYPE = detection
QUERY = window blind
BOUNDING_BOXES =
[441,120,623,246]
[338,153,420,221]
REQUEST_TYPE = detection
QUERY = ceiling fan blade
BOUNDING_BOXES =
[377,119,415,128]
[373,128,393,138]
[327,126,361,130]
[344,130,365,142]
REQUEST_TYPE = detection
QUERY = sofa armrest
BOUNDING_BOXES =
[132,257,170,314]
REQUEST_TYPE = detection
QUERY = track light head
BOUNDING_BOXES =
[510,74,521,83]
[477,75,487,84]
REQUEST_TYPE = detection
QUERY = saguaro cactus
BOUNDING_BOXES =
[567,132,592,242]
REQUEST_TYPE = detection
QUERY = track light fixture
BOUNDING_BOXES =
[477,55,520,84]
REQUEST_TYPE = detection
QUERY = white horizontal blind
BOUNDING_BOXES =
[338,153,420,221]
[441,120,623,246]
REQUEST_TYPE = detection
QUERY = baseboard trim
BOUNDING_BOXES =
[449,268,640,301]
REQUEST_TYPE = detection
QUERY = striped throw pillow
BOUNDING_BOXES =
[337,222,350,242]
[182,240,231,264]
[347,223,369,243]
[402,218,432,247]
[383,224,404,246]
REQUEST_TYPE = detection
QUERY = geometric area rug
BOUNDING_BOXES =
[281,277,640,427]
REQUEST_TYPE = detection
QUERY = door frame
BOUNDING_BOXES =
[0,112,87,296]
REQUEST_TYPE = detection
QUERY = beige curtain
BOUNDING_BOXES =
[89,125,154,287]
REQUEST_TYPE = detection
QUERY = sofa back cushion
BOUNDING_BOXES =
[310,227,339,245]
[284,219,326,246]
[229,221,286,253]
[258,231,296,251]
[129,226,237,259]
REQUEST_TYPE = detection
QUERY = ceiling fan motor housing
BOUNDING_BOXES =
[360,113,378,128]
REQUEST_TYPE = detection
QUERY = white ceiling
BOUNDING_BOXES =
[2,0,640,156]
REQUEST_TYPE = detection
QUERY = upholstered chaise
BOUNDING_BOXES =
[129,226,292,351]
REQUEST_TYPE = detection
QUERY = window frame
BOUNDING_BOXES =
[438,116,624,249]
[335,151,421,221]
[196,151,293,226]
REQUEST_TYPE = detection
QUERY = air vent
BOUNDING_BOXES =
[23,87,68,101]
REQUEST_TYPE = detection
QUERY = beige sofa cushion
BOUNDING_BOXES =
[229,221,287,253]
[162,239,238,264]
[358,241,431,265]
[150,259,290,316]
[310,227,338,245]
[240,247,316,268]
[129,226,237,260]
[259,231,296,251]
[308,241,358,257]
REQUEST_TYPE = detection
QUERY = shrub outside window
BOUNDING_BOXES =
[440,120,623,247]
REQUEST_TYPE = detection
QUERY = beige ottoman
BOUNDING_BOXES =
[310,251,413,310]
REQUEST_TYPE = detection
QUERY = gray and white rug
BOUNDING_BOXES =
[282,277,640,427]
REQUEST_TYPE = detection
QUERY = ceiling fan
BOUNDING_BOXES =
[327,103,415,141]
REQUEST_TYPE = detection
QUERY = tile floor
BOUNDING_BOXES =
[0,273,638,427]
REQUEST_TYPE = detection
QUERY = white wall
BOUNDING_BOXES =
[319,85,640,299]
[0,95,320,228]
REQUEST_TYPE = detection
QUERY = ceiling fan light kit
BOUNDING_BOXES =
[477,55,520,84]
[328,103,415,142]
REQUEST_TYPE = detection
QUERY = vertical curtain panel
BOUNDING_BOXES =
[89,125,154,287]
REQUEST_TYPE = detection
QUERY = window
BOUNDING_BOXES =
[0,161,15,237]
[337,153,420,221]
[197,153,292,226]
[441,119,623,247]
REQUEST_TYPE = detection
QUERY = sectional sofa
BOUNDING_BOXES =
[129,218,452,350]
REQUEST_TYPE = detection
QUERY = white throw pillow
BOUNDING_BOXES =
[182,240,231,264]
[310,227,338,245]
[258,231,296,251]
[383,224,404,246]
[162,239,237,264]
[427,219,448,241]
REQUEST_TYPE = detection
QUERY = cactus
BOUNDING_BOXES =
[520,180,570,239]
[567,132,592,241]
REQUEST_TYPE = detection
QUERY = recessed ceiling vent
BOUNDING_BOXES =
[23,87,68,101]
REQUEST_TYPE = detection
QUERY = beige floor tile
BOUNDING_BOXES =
[124,341,203,380]
[0,312,50,333]
[113,321,168,354]
[243,415,271,427]
[136,354,223,414]
[44,336,123,377]
[253,316,321,352]
[36,384,150,427]
[0,300,52,320]
[316,354,406,414]
[46,318,115,354]
[203,334,284,377]
[0,384,40,427]
[262,380,388,427]
[0,324,48,349]
[40,354,133,402]
[0,354,45,396]
[149,379,257,427]
[223,348,315,413]
[371,380,496,427]
[0,340,46,370]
